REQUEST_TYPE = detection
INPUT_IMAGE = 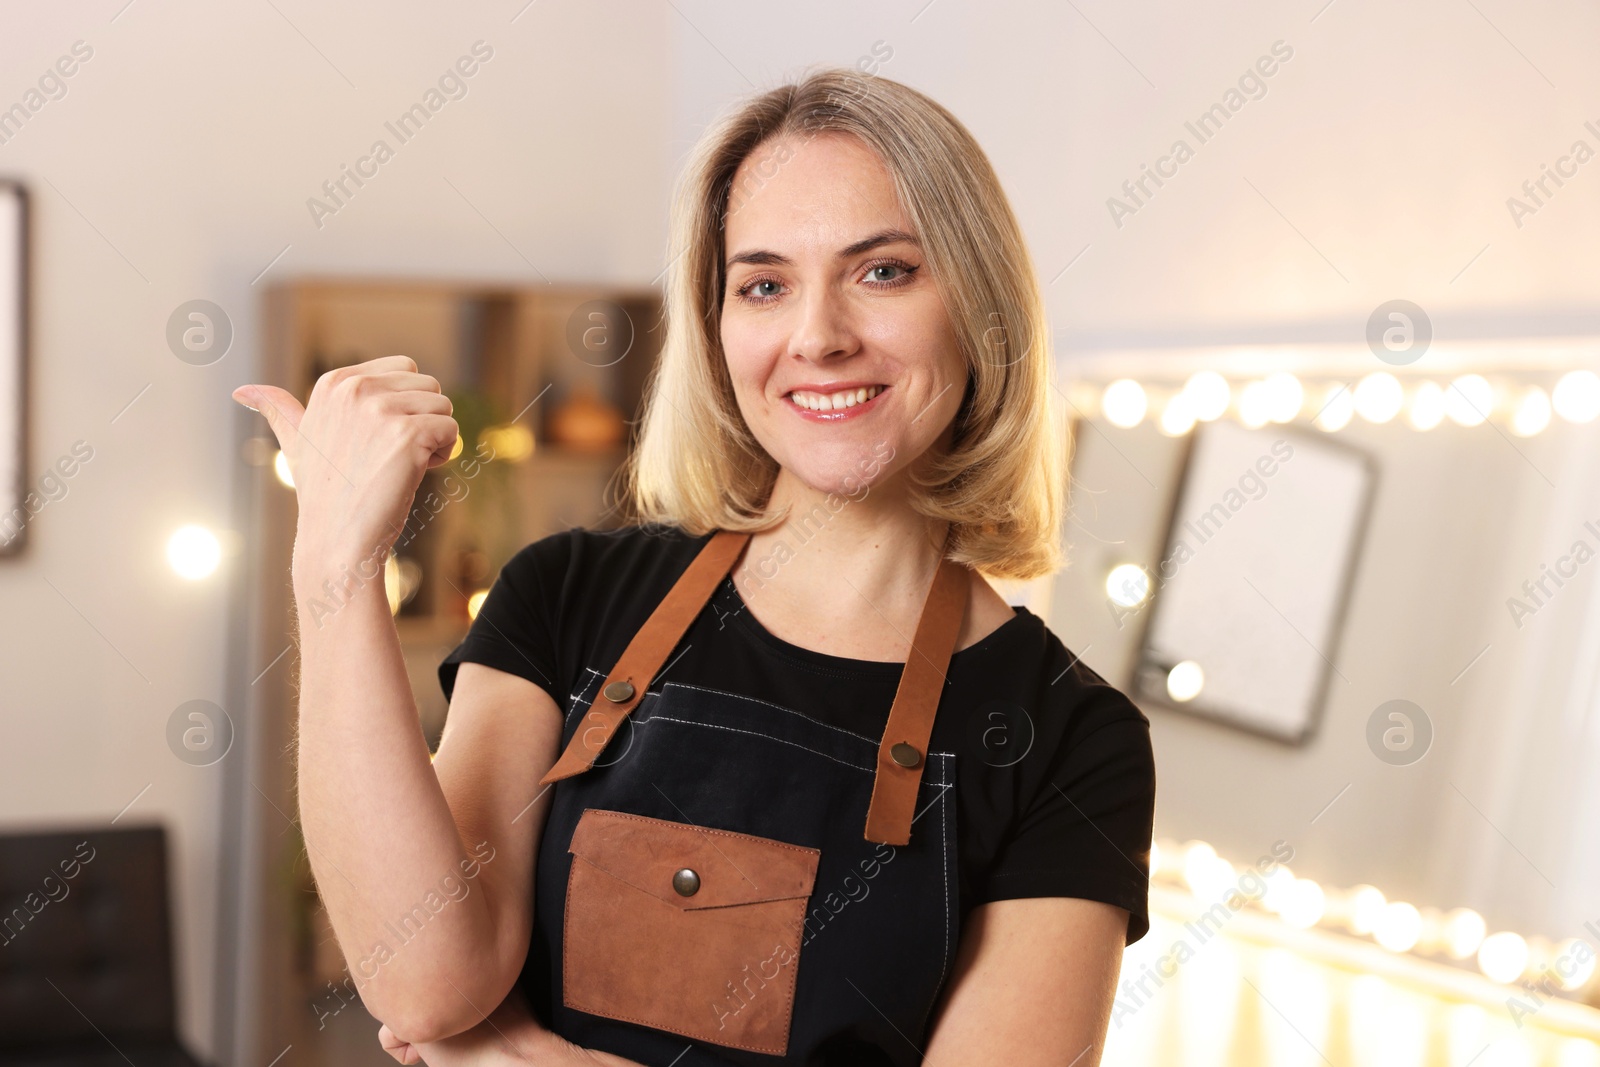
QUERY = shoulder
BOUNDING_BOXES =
[987,615,1154,781]
[957,617,1155,941]
[1034,632,1156,817]
[971,607,1149,726]
[951,609,1152,781]
[1044,633,1151,740]
[1048,636,1154,787]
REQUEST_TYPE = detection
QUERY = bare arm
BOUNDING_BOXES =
[921,897,1129,1066]
[295,632,559,1040]
[236,360,559,1041]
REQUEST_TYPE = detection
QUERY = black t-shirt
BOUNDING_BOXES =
[439,522,1155,944]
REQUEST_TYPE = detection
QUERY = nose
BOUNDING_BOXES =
[788,286,859,364]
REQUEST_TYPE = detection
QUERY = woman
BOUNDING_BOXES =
[234,67,1155,1066]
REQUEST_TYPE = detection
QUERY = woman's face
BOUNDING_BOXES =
[719,132,967,502]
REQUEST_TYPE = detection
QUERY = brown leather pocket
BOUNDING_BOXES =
[563,807,821,1055]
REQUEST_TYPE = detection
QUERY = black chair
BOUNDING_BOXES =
[0,825,207,1066]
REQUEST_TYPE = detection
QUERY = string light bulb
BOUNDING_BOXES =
[1442,908,1487,959]
[1315,383,1355,431]
[1160,392,1197,436]
[1102,379,1148,428]
[167,525,222,580]
[1280,878,1327,928]
[1510,386,1552,436]
[1553,370,1600,423]
[1106,563,1151,607]
[1238,379,1273,428]
[1478,931,1530,983]
[1445,374,1495,426]
[1166,660,1204,702]
[1355,372,1404,423]
[1374,901,1423,952]
[1263,372,1304,423]
[1408,381,1447,430]
[1183,371,1231,422]
[1349,885,1387,935]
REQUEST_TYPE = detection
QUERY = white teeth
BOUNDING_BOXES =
[789,384,884,412]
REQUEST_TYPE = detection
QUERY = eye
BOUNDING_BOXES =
[730,257,920,306]
[732,276,784,304]
[861,258,920,287]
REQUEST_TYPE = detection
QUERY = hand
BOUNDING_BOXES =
[377,992,650,1066]
[232,355,458,571]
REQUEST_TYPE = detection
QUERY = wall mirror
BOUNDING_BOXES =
[1130,419,1376,743]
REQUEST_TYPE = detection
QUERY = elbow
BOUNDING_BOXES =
[354,908,531,1044]
[382,994,494,1047]
[369,961,522,1046]
[385,1005,470,1047]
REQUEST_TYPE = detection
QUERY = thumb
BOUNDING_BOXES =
[232,385,305,445]
[377,1023,418,1065]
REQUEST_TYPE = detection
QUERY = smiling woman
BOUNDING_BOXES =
[627,71,1068,584]
[235,64,1153,1067]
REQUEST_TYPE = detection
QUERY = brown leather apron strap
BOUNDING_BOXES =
[539,526,971,846]
[862,548,968,846]
[538,529,752,786]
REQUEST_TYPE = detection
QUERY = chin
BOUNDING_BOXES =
[798,470,878,502]
[771,439,902,503]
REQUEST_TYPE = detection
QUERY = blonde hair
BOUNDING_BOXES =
[615,66,1068,581]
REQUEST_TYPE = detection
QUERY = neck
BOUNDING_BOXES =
[735,466,952,620]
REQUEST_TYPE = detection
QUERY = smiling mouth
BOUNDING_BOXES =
[785,384,887,413]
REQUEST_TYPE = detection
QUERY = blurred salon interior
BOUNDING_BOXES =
[2,2,1600,1065]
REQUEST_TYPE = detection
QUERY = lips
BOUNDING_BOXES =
[785,383,887,414]
[783,384,889,421]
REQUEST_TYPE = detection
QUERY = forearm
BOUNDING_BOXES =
[292,540,510,1038]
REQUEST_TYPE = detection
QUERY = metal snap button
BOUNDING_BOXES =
[890,742,922,768]
[602,680,636,703]
[672,868,700,896]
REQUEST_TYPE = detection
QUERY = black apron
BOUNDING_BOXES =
[524,528,969,1066]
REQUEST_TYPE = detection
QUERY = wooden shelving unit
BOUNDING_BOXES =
[238,277,662,1064]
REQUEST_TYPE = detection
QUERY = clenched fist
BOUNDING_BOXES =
[232,355,459,576]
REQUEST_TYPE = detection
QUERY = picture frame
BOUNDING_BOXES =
[0,182,26,557]
[1130,418,1377,745]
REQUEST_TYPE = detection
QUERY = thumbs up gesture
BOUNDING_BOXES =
[232,355,459,576]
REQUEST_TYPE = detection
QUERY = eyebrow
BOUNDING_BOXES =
[724,228,921,270]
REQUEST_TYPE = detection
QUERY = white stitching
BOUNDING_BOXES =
[661,680,883,748]
[939,757,951,986]
[572,668,956,758]
[628,714,955,781]
[909,774,952,827]
[566,667,606,719]
[638,717,878,773]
